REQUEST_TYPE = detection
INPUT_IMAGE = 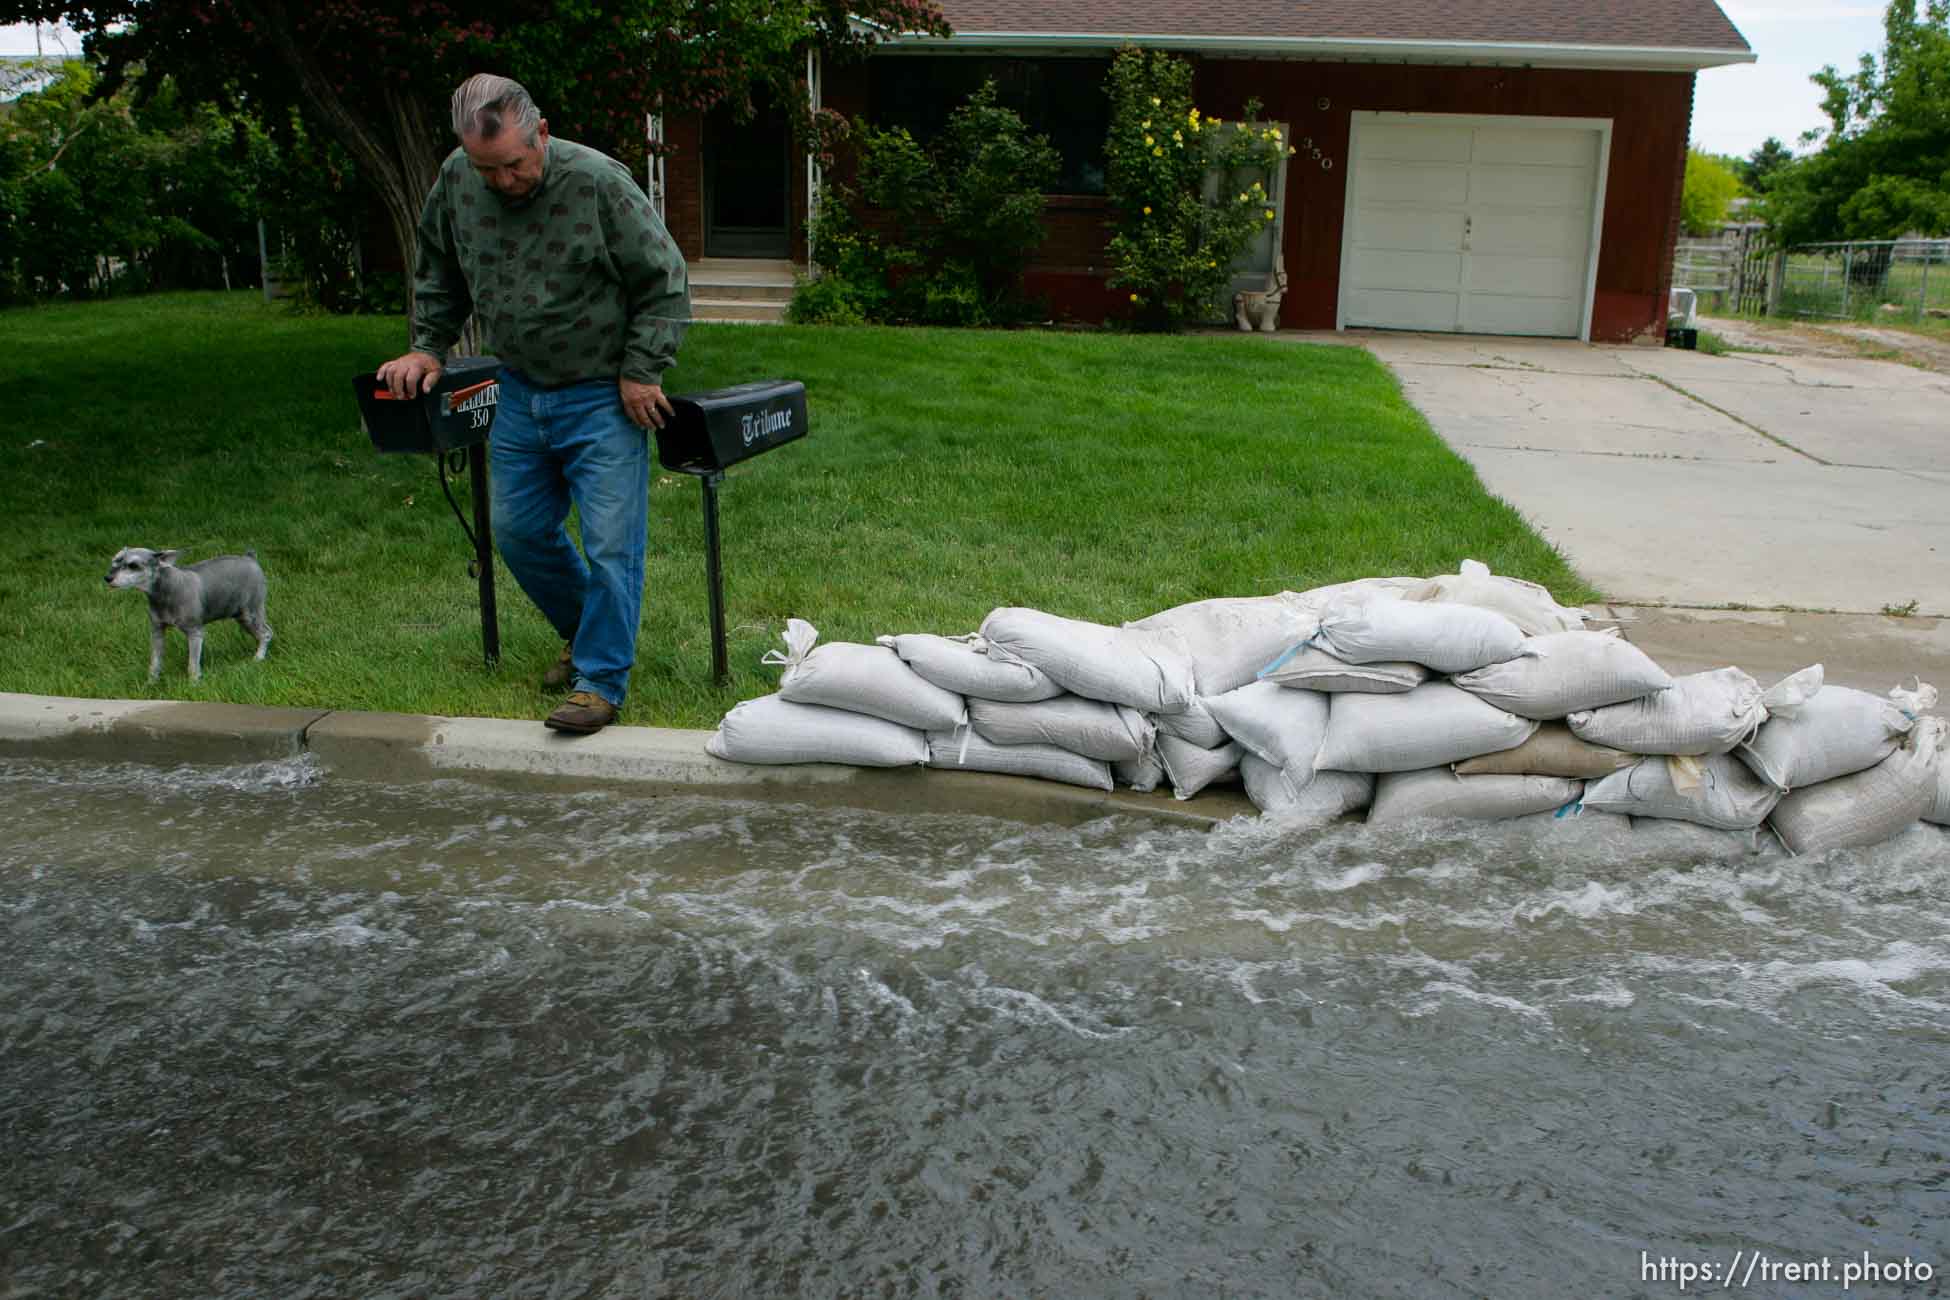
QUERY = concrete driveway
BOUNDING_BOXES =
[1348,332,1950,617]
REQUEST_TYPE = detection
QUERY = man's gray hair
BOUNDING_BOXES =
[452,74,541,144]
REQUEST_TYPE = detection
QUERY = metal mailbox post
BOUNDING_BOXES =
[654,380,809,685]
[351,357,503,668]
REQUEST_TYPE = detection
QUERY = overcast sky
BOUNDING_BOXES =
[2,4,1898,161]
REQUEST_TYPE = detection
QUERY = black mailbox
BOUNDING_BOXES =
[349,354,505,669]
[655,379,807,475]
[657,378,810,685]
[352,355,503,455]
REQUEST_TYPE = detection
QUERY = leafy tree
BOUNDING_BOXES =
[1102,46,1288,330]
[1,0,950,320]
[1764,0,1950,242]
[795,80,1058,326]
[1680,146,1742,234]
[1738,137,1795,194]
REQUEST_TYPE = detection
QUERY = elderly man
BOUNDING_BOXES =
[378,74,690,735]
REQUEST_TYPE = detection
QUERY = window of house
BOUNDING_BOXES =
[868,56,1111,196]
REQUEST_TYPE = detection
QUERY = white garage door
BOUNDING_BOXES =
[1339,113,1609,339]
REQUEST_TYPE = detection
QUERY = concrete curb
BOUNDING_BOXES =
[0,692,1254,830]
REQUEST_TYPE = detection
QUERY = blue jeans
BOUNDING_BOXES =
[490,368,649,708]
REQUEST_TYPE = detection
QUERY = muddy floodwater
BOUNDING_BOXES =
[3,756,1947,1297]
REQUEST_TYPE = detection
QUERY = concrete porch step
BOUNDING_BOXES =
[692,297,787,324]
[688,257,797,322]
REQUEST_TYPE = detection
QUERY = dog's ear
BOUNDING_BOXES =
[156,550,178,567]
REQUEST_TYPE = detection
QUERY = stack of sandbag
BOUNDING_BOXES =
[1249,582,1673,826]
[703,561,1949,853]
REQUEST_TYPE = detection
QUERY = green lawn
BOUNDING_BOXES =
[1,292,1595,728]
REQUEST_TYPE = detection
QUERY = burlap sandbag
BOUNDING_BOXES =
[925,729,1113,791]
[1451,628,1672,719]
[1369,768,1582,823]
[1736,678,1936,792]
[968,695,1154,762]
[707,694,928,768]
[1567,667,1766,756]
[1767,717,1946,855]
[1156,734,1244,800]
[768,620,967,730]
[1204,681,1330,772]
[1453,722,1639,779]
[1581,753,1783,831]
[1314,682,1537,774]
[878,633,1064,704]
[979,607,1197,714]
[1313,592,1526,675]
[1240,755,1374,820]
[1126,593,1315,696]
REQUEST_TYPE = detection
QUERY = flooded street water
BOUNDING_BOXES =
[3,756,1947,1298]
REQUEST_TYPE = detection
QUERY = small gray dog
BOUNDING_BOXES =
[104,547,273,682]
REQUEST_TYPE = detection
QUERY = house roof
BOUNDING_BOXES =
[897,0,1755,71]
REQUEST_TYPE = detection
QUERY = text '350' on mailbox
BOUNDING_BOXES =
[655,379,807,475]
[351,355,503,456]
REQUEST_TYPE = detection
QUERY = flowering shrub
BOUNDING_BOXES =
[1104,47,1291,330]
[790,81,1058,326]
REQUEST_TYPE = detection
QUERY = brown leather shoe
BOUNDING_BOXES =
[544,690,617,735]
[541,643,575,691]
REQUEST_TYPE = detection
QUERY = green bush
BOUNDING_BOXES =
[1104,47,1289,330]
[801,81,1057,326]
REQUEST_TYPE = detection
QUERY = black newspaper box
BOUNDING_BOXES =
[352,356,503,455]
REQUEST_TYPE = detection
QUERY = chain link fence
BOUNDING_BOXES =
[1673,234,1950,324]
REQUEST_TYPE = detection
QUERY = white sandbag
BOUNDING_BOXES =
[1313,682,1537,774]
[1450,629,1673,719]
[1257,643,1426,693]
[968,695,1154,762]
[1312,592,1526,675]
[1154,696,1230,748]
[1401,558,1588,635]
[925,730,1113,791]
[706,694,928,768]
[1283,575,1423,619]
[1627,816,1771,860]
[979,607,1197,714]
[877,633,1063,703]
[1736,675,1937,791]
[1369,768,1582,824]
[1452,723,1639,779]
[1567,666,1767,756]
[1767,717,1947,855]
[1925,757,1949,825]
[1580,753,1782,831]
[1113,752,1165,793]
[1126,593,1315,696]
[1156,734,1243,801]
[1204,681,1330,772]
[1240,755,1373,820]
[767,619,966,730]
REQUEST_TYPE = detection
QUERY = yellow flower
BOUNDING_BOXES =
[1207,260,1217,268]
[1211,117,1222,127]
[1140,119,1150,129]
[1269,128,1281,140]
[1238,192,1248,202]
[1288,146,1298,156]
[1143,205,1152,214]
[1144,135,1154,146]
[1189,108,1200,123]
[1264,209,1275,220]
[1172,131,1183,144]
[1153,146,1163,156]
[1130,293,1140,302]
[1150,96,1161,106]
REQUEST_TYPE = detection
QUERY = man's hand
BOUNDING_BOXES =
[621,378,674,430]
[377,351,443,399]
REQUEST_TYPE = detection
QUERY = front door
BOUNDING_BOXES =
[704,93,791,258]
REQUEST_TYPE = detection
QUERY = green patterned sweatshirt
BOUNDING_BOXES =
[410,137,690,387]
